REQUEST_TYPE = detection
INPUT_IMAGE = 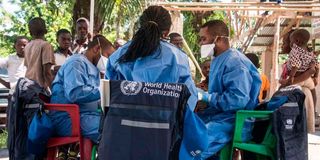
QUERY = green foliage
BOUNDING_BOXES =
[0,130,7,149]
[183,12,199,53]
[0,0,73,57]
[279,54,288,65]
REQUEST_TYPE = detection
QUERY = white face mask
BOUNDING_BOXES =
[200,43,215,58]
[200,36,229,58]
[97,55,108,74]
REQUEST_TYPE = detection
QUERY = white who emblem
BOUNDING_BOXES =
[120,81,143,95]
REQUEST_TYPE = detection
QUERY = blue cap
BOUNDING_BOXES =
[179,108,209,159]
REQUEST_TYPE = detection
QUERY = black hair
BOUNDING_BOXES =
[88,34,113,50]
[245,53,259,68]
[118,6,172,63]
[28,17,47,37]
[201,20,229,37]
[14,36,28,45]
[291,29,310,46]
[56,29,71,38]
[283,29,295,42]
[169,32,182,40]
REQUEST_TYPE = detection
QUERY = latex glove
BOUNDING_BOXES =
[197,88,211,103]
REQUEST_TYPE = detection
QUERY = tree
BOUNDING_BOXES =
[0,0,72,56]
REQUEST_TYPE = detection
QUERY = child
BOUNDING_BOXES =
[0,36,28,93]
[246,53,270,102]
[52,29,72,76]
[24,17,55,90]
[280,29,318,133]
[196,60,211,91]
[195,60,211,112]
[280,29,318,89]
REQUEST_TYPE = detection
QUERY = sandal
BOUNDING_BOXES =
[67,151,78,160]
[57,151,67,160]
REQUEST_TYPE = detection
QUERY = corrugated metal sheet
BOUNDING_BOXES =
[246,17,312,53]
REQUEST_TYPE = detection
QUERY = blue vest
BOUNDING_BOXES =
[98,80,190,160]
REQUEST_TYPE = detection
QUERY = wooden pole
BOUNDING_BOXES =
[182,38,205,80]
[90,0,94,36]
[157,1,318,7]
[163,7,320,12]
[280,18,298,38]
[270,16,281,95]
[240,15,320,19]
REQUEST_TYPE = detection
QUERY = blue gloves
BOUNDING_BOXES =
[197,88,211,103]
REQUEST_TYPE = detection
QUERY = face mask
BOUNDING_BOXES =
[200,43,215,58]
[97,55,108,73]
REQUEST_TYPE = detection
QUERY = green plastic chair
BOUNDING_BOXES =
[230,110,276,160]
[91,145,97,160]
[220,143,232,160]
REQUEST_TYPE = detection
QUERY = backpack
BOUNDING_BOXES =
[272,86,308,160]
[7,78,50,160]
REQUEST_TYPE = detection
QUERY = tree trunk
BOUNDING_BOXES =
[116,2,124,39]
[72,0,110,37]
[72,0,90,36]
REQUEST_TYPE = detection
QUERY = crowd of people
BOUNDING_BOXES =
[0,5,319,160]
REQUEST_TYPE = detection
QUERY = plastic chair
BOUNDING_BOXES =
[44,103,93,160]
[230,110,276,160]
[219,143,232,160]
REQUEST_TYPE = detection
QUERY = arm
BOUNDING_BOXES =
[287,66,298,85]
[0,58,9,89]
[292,67,316,84]
[43,63,54,89]
[0,78,10,89]
[208,66,256,112]
[313,64,319,78]
[64,61,100,103]
[312,63,319,86]
[178,56,198,111]
[42,42,56,89]
[105,60,117,80]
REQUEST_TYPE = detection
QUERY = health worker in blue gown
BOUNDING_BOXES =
[105,6,208,160]
[197,20,262,159]
[49,35,115,143]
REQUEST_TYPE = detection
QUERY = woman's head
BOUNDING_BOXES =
[118,6,172,63]
[282,29,295,54]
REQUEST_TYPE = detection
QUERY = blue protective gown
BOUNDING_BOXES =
[197,48,261,159]
[105,41,208,159]
[49,54,101,143]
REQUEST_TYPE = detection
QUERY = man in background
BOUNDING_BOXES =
[72,17,91,54]
[168,32,196,80]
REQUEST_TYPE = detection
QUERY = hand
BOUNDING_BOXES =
[197,88,211,103]
[195,101,207,112]
[313,77,318,86]
[287,77,294,85]
[279,79,288,85]
[310,61,316,68]
[100,72,105,79]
